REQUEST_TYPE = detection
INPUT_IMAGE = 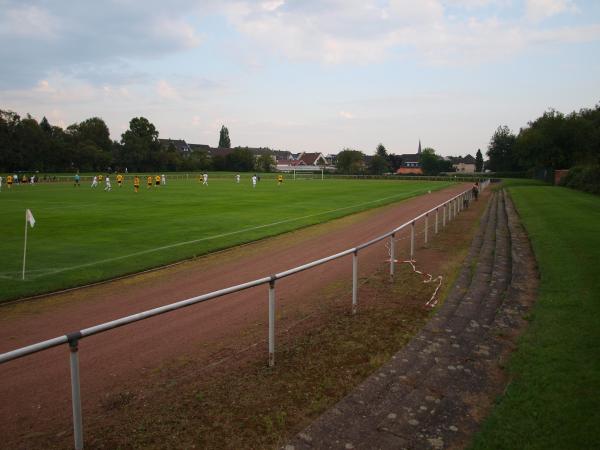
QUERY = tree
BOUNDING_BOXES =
[486,125,518,172]
[475,149,484,172]
[376,143,387,158]
[369,143,390,174]
[120,117,161,171]
[419,148,439,175]
[336,149,365,174]
[256,153,275,172]
[219,125,231,148]
[387,153,403,172]
[369,155,389,174]
[0,110,22,171]
[225,148,254,171]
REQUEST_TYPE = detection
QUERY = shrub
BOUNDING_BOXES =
[560,165,600,195]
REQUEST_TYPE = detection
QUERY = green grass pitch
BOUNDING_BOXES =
[0,176,455,302]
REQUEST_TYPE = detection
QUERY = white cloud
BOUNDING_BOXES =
[218,0,598,66]
[526,0,579,21]
[339,111,355,119]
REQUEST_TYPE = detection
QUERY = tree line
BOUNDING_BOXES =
[0,111,275,173]
[486,104,600,174]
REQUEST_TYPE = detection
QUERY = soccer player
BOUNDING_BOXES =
[155,174,161,187]
[235,173,240,183]
[134,175,140,193]
[277,174,283,185]
[7,174,13,189]
[104,175,112,191]
[252,174,257,188]
[161,174,166,185]
[0,176,3,191]
[202,173,208,186]
[116,174,124,187]
[91,175,98,188]
[74,173,80,187]
[147,175,153,189]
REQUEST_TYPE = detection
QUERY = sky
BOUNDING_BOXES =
[1,0,600,156]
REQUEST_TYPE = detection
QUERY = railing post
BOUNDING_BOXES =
[352,251,358,314]
[389,234,395,278]
[410,221,415,260]
[424,214,429,244]
[443,203,446,227]
[68,336,84,450]
[435,208,439,234]
[268,278,276,367]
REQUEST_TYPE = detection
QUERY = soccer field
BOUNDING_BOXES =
[0,177,455,302]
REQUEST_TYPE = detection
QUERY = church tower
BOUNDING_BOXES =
[418,139,422,154]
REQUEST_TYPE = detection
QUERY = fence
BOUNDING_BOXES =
[0,180,488,449]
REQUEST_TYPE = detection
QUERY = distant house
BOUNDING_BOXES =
[159,139,192,155]
[189,143,211,153]
[395,141,423,175]
[451,154,476,173]
[298,152,328,166]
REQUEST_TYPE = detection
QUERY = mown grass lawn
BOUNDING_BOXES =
[470,184,600,449]
[0,177,453,302]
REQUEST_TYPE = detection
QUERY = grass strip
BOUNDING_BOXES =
[470,185,600,449]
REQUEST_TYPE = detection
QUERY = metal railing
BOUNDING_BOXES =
[0,180,488,449]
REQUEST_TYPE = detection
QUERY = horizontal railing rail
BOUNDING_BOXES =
[0,180,488,449]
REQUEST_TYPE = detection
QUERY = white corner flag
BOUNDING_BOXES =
[22,209,36,280]
[26,209,36,228]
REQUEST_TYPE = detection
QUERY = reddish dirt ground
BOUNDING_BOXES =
[0,183,470,445]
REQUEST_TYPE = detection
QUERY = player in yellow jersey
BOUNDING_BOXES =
[277,174,283,185]
[147,175,153,188]
[155,174,161,187]
[134,176,140,193]
[7,175,13,189]
[116,174,124,187]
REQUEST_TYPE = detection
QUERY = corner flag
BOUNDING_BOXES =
[26,209,36,228]
[22,209,35,280]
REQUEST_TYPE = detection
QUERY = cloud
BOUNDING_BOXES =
[0,0,203,88]
[526,0,579,21]
[219,0,599,66]
[339,111,355,119]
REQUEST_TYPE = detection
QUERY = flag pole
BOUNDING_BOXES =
[22,210,29,280]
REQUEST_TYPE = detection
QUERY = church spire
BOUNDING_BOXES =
[418,139,422,154]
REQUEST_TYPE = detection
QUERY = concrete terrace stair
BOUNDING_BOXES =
[284,190,538,450]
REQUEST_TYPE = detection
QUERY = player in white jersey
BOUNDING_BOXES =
[251,174,257,188]
[202,173,208,185]
[161,174,166,185]
[104,175,112,191]
[235,174,240,183]
[91,175,98,188]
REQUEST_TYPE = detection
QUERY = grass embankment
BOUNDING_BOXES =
[471,184,600,449]
[0,178,453,302]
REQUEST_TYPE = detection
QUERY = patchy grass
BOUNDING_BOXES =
[470,186,600,450]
